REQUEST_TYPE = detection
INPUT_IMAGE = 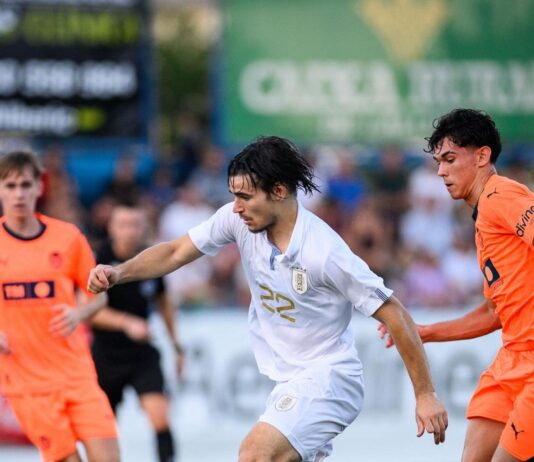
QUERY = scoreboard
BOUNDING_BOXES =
[0,0,151,140]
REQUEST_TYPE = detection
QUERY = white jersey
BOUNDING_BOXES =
[189,202,393,382]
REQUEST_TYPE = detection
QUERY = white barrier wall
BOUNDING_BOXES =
[155,308,501,422]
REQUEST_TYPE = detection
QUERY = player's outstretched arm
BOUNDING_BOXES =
[377,298,501,348]
[373,296,448,445]
[87,234,204,293]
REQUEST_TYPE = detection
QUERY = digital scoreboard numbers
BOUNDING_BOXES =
[0,0,150,139]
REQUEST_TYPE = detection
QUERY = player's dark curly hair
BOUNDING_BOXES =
[425,108,502,164]
[228,136,320,196]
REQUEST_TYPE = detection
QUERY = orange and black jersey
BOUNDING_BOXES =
[473,175,534,350]
[0,214,98,395]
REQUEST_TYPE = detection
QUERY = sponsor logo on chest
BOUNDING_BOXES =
[2,281,55,300]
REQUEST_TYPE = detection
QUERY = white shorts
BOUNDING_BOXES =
[259,366,364,462]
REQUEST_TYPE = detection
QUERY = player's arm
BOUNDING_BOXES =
[49,292,108,337]
[378,298,501,348]
[91,307,150,342]
[419,298,501,342]
[372,296,448,445]
[157,292,185,379]
[88,234,204,293]
[493,187,534,248]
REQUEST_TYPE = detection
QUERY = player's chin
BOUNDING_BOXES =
[248,225,264,234]
[246,221,267,234]
[445,185,462,200]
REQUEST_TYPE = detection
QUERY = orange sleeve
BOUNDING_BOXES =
[492,186,534,248]
[70,231,97,299]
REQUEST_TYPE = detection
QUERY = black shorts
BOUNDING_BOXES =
[91,343,165,412]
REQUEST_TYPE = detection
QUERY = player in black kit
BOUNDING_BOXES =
[90,202,184,462]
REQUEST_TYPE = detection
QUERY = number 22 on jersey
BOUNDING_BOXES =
[259,284,296,323]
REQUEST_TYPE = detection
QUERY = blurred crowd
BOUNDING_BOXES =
[12,137,534,313]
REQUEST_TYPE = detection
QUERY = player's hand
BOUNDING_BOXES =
[87,264,119,294]
[377,323,395,348]
[123,316,150,342]
[377,323,426,348]
[415,392,448,445]
[49,304,83,337]
[0,331,11,355]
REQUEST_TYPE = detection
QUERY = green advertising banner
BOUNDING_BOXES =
[220,0,534,144]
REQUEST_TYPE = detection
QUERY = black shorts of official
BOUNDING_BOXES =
[91,343,166,412]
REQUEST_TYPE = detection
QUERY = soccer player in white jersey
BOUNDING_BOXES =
[88,136,448,462]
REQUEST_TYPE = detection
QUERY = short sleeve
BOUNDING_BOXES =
[492,186,534,248]
[323,241,393,317]
[70,230,97,298]
[188,203,238,256]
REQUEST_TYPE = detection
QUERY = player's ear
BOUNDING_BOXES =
[476,146,492,167]
[271,182,288,201]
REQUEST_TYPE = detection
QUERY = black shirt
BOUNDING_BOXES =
[91,241,165,352]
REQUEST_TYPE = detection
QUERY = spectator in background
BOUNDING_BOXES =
[342,197,393,279]
[168,112,204,186]
[400,192,455,257]
[91,202,183,462]
[106,154,141,204]
[158,181,214,308]
[39,144,85,228]
[326,149,368,214]
[87,195,117,253]
[403,250,452,309]
[500,148,534,188]
[368,145,410,244]
[209,243,250,308]
[189,144,232,208]
[312,196,345,233]
[145,165,176,209]
[441,230,483,307]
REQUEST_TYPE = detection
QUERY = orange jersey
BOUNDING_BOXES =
[474,175,534,350]
[0,214,98,395]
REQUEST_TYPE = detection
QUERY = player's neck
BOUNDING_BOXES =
[465,166,497,208]
[4,213,42,238]
[267,198,298,254]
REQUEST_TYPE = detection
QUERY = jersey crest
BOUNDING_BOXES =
[292,267,308,294]
[275,394,297,411]
[49,251,63,269]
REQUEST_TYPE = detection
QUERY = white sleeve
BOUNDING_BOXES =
[188,203,238,256]
[323,241,393,317]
